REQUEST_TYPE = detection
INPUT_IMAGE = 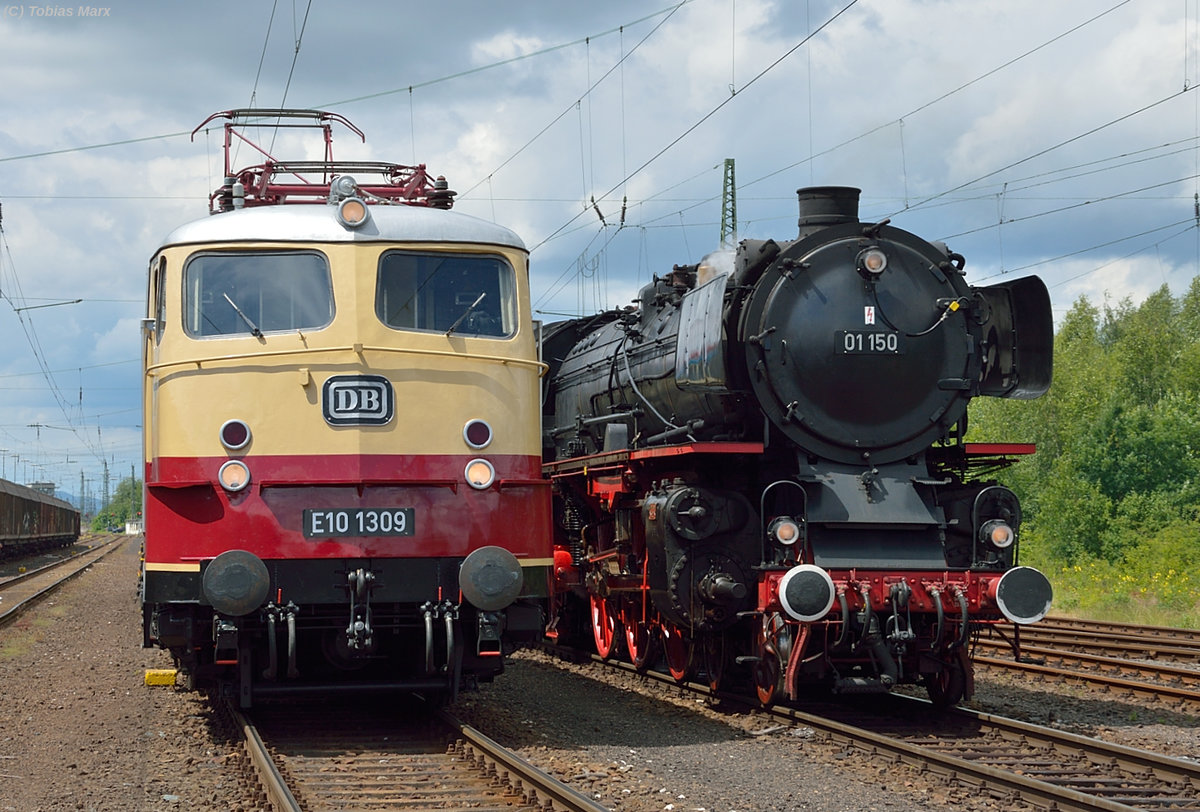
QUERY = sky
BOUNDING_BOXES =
[0,0,1197,508]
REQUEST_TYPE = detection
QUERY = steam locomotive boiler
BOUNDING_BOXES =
[543,186,1054,706]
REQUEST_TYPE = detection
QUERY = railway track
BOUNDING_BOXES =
[1034,617,1200,650]
[562,647,1200,811]
[1009,617,1200,662]
[0,534,122,629]
[228,697,610,812]
[780,695,1200,812]
[975,617,1200,707]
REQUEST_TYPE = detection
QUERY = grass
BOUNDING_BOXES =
[1039,556,1200,628]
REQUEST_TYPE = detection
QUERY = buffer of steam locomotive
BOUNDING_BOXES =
[544,187,1054,704]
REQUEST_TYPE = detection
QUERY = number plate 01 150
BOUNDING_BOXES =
[302,508,415,538]
[835,330,903,354]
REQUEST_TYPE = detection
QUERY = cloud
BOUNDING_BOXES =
[2,0,1198,490]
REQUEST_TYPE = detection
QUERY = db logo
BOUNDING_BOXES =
[322,375,395,426]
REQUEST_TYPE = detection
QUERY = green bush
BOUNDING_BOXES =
[970,281,1200,629]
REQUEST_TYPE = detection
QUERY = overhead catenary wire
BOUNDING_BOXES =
[729,0,1137,205]
[247,0,280,110]
[458,3,688,200]
[973,217,1196,284]
[896,87,1198,220]
[2,2,1195,487]
[535,0,865,315]
[530,0,863,254]
[0,217,109,470]
[0,4,689,167]
[940,173,1200,242]
[533,1,1192,313]
[277,0,314,112]
[234,0,281,168]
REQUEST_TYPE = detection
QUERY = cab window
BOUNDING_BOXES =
[376,251,515,337]
[149,256,166,344]
[183,251,333,338]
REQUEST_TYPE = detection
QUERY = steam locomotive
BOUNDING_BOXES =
[543,186,1053,706]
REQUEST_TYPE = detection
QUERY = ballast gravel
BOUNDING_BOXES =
[2,536,1197,811]
[0,538,260,812]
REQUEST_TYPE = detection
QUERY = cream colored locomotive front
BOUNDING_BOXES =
[144,209,542,478]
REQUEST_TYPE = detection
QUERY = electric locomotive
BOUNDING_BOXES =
[543,186,1053,706]
[141,110,552,706]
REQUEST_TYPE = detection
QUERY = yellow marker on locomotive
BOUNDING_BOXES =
[140,109,551,706]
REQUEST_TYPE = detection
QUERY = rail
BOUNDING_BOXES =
[0,536,123,630]
[439,708,611,812]
[225,703,303,812]
[545,643,1200,811]
[231,697,612,812]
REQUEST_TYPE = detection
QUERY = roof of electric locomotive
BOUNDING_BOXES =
[158,203,527,253]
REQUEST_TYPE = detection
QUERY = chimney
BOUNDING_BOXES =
[797,186,861,239]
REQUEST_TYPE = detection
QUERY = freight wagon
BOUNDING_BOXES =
[0,478,81,557]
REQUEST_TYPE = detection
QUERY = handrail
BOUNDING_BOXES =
[145,343,548,377]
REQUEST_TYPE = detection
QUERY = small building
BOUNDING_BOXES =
[28,481,57,497]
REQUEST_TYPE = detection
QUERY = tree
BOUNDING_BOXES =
[91,476,143,532]
[1173,276,1200,396]
[1108,285,1180,406]
[969,286,1200,567]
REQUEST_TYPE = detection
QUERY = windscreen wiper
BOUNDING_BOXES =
[223,292,264,338]
[445,292,486,336]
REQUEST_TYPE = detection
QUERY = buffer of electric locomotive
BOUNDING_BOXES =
[141,205,553,628]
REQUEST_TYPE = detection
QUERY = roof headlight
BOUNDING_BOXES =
[337,197,369,229]
[465,458,495,490]
[218,460,251,493]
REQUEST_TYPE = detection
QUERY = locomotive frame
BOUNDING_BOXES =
[140,110,553,706]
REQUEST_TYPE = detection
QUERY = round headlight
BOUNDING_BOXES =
[218,460,251,492]
[337,197,369,228]
[465,458,495,490]
[857,247,888,277]
[993,566,1053,624]
[463,419,493,449]
[981,519,1014,549]
[769,516,802,546]
[220,419,251,451]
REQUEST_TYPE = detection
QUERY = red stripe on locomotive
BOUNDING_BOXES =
[144,454,550,562]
